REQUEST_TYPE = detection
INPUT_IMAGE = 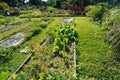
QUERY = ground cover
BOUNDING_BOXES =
[0,21,29,41]
[0,17,120,80]
[75,17,120,80]
[0,17,60,80]
[0,17,26,27]
[14,17,77,80]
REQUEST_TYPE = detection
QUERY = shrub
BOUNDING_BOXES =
[31,29,41,37]
[0,15,4,18]
[12,72,26,80]
[103,9,120,30]
[86,3,108,24]
[0,2,9,11]
[46,6,55,14]
[40,22,47,28]
[25,28,41,41]
[0,47,13,63]
[105,9,120,61]
[0,72,9,80]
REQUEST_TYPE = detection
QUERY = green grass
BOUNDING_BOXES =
[0,17,61,79]
[75,17,120,80]
[20,9,42,18]
[1,16,120,80]
[0,21,29,40]
[0,17,25,26]
[18,17,76,80]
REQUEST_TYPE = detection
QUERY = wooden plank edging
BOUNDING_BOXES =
[8,36,47,80]
[72,42,76,78]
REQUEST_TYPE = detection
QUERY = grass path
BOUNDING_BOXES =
[75,17,120,80]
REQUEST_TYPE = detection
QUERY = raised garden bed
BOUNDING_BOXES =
[0,32,24,47]
[0,20,28,32]
[10,18,78,80]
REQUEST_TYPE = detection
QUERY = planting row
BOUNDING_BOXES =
[11,18,78,80]
[0,17,57,80]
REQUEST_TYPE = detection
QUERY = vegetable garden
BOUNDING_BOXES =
[0,0,120,80]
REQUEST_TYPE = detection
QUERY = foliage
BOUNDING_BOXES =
[25,28,41,41]
[75,17,120,80]
[0,14,4,18]
[45,6,69,15]
[86,3,108,24]
[0,17,59,80]
[0,2,9,11]
[47,0,63,8]
[12,72,26,80]
[46,6,55,13]
[0,19,28,40]
[52,24,78,57]
[0,67,9,80]
[40,22,48,29]
[0,71,9,80]
[103,8,120,30]
[0,16,22,26]
[39,70,76,80]
[103,9,120,60]
[0,47,13,63]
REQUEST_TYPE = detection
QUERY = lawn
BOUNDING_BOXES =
[75,17,120,80]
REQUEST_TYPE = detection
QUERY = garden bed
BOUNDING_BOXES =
[0,20,28,32]
[0,32,24,47]
[10,18,78,80]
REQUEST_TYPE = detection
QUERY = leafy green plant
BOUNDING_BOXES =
[103,8,120,30]
[52,24,78,57]
[0,2,9,11]
[104,9,120,61]
[12,72,26,80]
[86,3,108,24]
[40,22,48,28]
[39,70,76,80]
[0,15,4,18]
[0,72,9,80]
[25,28,41,41]
[0,47,13,63]
[46,6,55,14]
[0,67,9,80]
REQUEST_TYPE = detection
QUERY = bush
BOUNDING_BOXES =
[0,47,13,63]
[40,22,47,28]
[25,28,41,41]
[103,9,120,30]
[46,6,55,14]
[0,2,9,11]
[0,15,4,18]
[86,3,108,24]
[105,9,120,61]
[0,67,9,80]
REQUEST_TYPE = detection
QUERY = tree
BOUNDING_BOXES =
[67,0,89,15]
[29,0,43,5]
[0,0,19,6]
